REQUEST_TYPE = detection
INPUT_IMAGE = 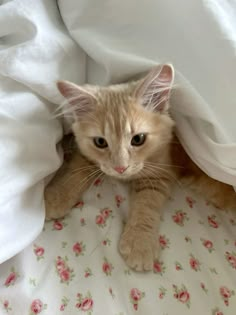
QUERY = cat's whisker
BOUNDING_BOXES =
[63,165,99,184]
[86,172,106,195]
[52,101,101,126]
[143,164,183,189]
[144,161,184,169]
[138,167,162,192]
[73,169,104,193]
[71,165,98,174]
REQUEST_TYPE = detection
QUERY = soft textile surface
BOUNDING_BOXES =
[59,0,236,187]
[0,0,82,263]
[0,0,236,263]
[0,182,236,315]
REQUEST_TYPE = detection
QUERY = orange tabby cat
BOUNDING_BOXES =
[45,64,236,271]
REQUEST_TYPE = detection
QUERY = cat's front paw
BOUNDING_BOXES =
[44,186,71,221]
[119,226,160,271]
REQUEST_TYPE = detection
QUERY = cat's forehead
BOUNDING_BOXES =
[87,87,155,137]
[102,105,151,139]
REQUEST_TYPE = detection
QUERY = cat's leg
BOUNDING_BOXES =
[44,151,98,220]
[119,177,172,271]
[183,170,236,211]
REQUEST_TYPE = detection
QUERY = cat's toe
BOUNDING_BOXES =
[119,228,159,271]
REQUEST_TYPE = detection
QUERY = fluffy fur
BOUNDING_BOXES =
[45,64,236,271]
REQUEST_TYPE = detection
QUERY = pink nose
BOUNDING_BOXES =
[114,166,126,174]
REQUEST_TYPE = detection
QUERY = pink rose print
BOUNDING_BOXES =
[208,215,219,228]
[175,261,183,271]
[55,256,75,284]
[56,258,66,272]
[76,292,93,314]
[31,299,43,314]
[130,288,142,301]
[94,178,102,186]
[200,238,215,253]
[220,286,231,299]
[81,298,93,311]
[109,287,115,298]
[204,240,213,248]
[200,282,208,294]
[53,219,67,231]
[102,257,114,276]
[172,210,189,226]
[158,287,167,299]
[219,286,235,306]
[179,291,190,303]
[4,268,19,287]
[129,288,145,311]
[102,238,111,246]
[101,208,112,218]
[60,269,70,282]
[225,251,236,269]
[173,284,191,308]
[84,268,93,278]
[95,208,113,228]
[95,215,105,226]
[80,218,86,226]
[185,196,196,208]
[4,272,16,287]
[54,221,63,230]
[33,245,45,261]
[2,300,12,312]
[74,200,84,209]
[212,307,224,315]
[73,242,86,257]
[60,297,69,312]
[153,260,166,275]
[159,235,170,249]
[30,299,47,315]
[115,194,125,207]
[189,254,201,271]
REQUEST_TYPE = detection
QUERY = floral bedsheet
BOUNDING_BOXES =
[0,179,236,315]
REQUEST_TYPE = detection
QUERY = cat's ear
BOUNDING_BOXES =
[134,64,174,112]
[57,81,96,119]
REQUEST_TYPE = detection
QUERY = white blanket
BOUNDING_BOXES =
[0,0,235,263]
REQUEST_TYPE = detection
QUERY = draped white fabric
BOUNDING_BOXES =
[0,0,235,263]
[58,0,236,186]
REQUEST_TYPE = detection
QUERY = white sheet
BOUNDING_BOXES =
[58,0,236,188]
[0,183,236,315]
[0,0,83,263]
[0,0,236,263]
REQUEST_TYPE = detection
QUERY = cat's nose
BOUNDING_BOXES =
[114,166,127,174]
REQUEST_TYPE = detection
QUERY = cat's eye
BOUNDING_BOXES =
[93,137,108,148]
[131,133,146,146]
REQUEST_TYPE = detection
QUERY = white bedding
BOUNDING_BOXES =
[0,1,236,313]
[0,183,236,315]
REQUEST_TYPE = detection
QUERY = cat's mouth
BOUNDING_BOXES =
[100,164,143,180]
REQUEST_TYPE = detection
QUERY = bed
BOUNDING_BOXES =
[0,1,235,314]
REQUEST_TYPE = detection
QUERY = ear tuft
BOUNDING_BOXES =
[134,64,174,112]
[57,81,96,119]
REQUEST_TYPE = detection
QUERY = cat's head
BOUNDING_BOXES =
[57,64,175,180]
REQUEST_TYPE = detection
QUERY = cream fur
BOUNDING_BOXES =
[45,65,236,271]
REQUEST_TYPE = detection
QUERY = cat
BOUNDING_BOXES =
[44,64,236,271]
